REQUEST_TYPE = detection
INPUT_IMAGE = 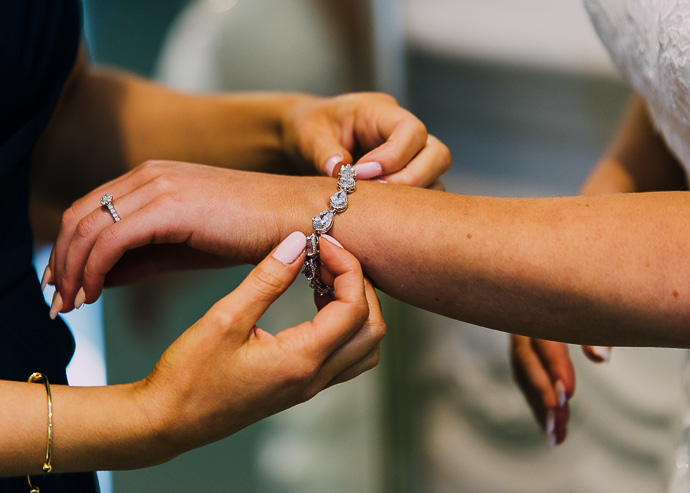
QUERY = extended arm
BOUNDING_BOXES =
[49,159,690,348]
[509,93,689,445]
[2,235,384,476]
[30,51,449,208]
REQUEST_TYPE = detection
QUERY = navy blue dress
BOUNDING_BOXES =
[1,1,99,491]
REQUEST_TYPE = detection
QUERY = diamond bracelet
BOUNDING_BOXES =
[303,164,357,294]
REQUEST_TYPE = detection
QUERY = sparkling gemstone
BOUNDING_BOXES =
[329,190,348,212]
[339,164,356,178]
[337,175,356,192]
[306,233,319,257]
[100,193,112,206]
[312,210,334,233]
[302,258,317,279]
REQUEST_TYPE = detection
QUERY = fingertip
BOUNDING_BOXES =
[324,155,343,177]
[352,161,383,180]
[554,379,567,408]
[40,265,53,292]
[49,291,63,320]
[74,287,86,310]
[584,345,611,363]
[321,234,343,249]
[545,409,556,450]
[272,231,307,265]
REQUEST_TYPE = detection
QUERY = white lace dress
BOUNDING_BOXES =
[585,0,690,170]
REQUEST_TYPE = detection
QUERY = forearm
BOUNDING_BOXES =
[31,62,303,205]
[283,178,690,347]
[0,380,172,476]
[581,94,687,195]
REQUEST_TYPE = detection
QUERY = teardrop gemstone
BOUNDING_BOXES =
[312,210,334,233]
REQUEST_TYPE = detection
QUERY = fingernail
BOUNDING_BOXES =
[321,234,344,248]
[545,410,556,450]
[74,287,86,309]
[272,231,307,265]
[324,155,343,177]
[591,346,611,363]
[555,380,567,407]
[49,291,63,320]
[40,266,53,291]
[372,178,388,184]
[353,161,383,179]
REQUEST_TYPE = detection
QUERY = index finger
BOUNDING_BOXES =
[355,113,428,177]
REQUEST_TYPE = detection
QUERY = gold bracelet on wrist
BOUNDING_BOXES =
[27,372,53,493]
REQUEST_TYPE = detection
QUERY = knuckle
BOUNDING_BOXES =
[151,173,176,195]
[362,349,381,372]
[284,359,319,392]
[139,159,164,175]
[75,214,98,240]
[375,92,398,105]
[250,266,286,299]
[370,318,387,345]
[60,206,78,231]
[207,305,242,332]
[439,144,452,171]
[94,225,119,250]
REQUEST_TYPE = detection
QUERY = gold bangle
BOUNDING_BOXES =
[27,372,53,493]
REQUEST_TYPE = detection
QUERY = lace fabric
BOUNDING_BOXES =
[585,0,690,170]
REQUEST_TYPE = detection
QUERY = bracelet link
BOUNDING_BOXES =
[303,164,357,294]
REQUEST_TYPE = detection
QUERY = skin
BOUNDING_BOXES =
[510,94,689,446]
[49,157,690,349]
[31,51,450,208]
[2,238,385,476]
[6,42,449,474]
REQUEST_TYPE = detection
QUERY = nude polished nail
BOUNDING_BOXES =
[321,234,344,248]
[272,231,307,265]
[555,380,567,407]
[49,291,63,320]
[353,161,383,179]
[545,410,556,450]
[324,155,343,177]
[40,266,53,292]
[74,287,86,310]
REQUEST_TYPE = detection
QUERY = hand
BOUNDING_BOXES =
[136,231,385,457]
[509,335,574,448]
[510,335,612,447]
[283,92,451,187]
[44,161,301,313]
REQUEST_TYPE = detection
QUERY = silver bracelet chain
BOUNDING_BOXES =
[303,164,357,294]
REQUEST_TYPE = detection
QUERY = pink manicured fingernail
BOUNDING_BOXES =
[555,380,567,407]
[40,265,53,292]
[591,346,611,363]
[324,155,343,177]
[353,161,383,179]
[74,287,86,309]
[272,231,307,265]
[321,234,343,248]
[49,291,63,320]
[372,178,388,184]
[545,410,556,450]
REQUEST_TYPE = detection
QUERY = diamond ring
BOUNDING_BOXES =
[100,193,121,223]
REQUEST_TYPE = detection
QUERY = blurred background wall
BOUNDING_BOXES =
[75,1,687,491]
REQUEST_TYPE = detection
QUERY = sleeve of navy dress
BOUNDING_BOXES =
[0,1,100,490]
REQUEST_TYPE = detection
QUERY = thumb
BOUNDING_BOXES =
[209,231,307,331]
[305,130,353,177]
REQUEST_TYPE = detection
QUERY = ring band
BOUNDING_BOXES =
[100,193,121,222]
